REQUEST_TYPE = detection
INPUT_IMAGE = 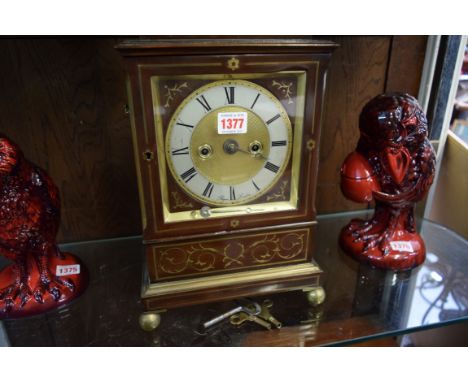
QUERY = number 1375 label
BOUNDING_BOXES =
[56,264,81,276]
[217,112,248,134]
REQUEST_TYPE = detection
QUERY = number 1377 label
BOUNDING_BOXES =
[217,112,248,134]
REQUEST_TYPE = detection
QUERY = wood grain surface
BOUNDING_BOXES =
[316,35,427,213]
[0,37,427,241]
[385,35,427,95]
[317,36,391,213]
[0,38,141,242]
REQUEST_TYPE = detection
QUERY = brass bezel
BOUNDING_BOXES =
[166,80,292,206]
[150,71,307,223]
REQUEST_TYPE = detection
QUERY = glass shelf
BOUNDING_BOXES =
[2,211,467,346]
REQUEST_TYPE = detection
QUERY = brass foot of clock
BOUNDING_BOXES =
[304,286,326,307]
[139,310,165,332]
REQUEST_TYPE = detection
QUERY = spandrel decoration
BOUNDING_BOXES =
[0,134,88,319]
[339,93,436,270]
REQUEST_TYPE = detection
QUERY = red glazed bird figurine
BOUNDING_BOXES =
[0,134,87,318]
[339,93,436,270]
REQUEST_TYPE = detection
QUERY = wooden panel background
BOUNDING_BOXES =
[0,36,427,242]
[0,38,141,242]
[317,35,427,213]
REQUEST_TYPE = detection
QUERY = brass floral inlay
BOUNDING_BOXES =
[266,180,289,201]
[272,80,294,104]
[306,139,316,151]
[230,219,240,228]
[159,244,217,274]
[248,234,280,263]
[226,57,240,71]
[171,191,194,209]
[163,82,188,108]
[278,233,305,259]
[156,230,307,277]
[222,242,245,267]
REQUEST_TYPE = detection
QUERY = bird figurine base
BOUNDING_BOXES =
[339,93,435,272]
[339,204,426,271]
[0,252,88,319]
[0,133,88,319]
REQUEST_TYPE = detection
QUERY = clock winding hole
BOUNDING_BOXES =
[249,140,263,155]
[198,144,213,159]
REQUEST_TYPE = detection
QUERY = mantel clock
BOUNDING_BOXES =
[117,38,336,330]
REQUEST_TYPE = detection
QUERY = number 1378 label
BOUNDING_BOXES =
[390,241,414,252]
[217,112,248,134]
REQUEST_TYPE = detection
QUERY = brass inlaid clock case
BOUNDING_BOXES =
[117,39,336,328]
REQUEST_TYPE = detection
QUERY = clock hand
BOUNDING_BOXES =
[223,139,268,160]
[236,147,268,161]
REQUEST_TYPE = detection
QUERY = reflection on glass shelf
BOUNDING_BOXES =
[407,250,468,326]
[1,211,467,346]
[312,212,468,345]
[0,322,8,346]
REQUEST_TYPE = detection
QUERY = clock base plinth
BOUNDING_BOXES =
[140,262,323,315]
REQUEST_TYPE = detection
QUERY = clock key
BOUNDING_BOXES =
[229,311,272,330]
[200,301,261,331]
[246,301,281,329]
[201,305,244,331]
[259,299,282,329]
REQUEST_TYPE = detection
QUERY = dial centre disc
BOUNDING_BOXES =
[190,106,270,185]
[223,139,239,155]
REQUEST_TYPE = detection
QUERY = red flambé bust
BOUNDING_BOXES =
[0,134,87,318]
[339,93,436,270]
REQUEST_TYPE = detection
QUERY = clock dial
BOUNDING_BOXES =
[166,80,292,206]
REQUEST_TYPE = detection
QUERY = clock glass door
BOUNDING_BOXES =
[166,80,292,206]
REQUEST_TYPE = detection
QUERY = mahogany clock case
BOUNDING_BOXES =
[118,39,337,238]
[118,39,336,308]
